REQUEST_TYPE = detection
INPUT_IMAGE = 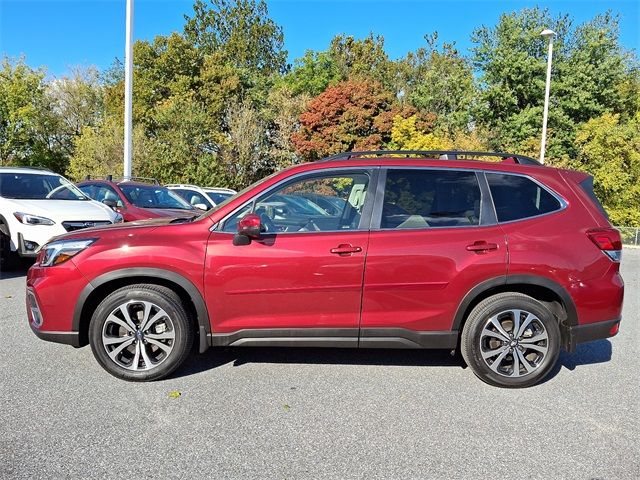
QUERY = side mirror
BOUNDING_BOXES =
[102,199,118,210]
[237,213,262,239]
[194,203,209,211]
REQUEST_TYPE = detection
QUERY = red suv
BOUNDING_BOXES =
[26,151,624,387]
[76,177,197,222]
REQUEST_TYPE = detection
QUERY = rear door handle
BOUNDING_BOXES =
[466,241,499,253]
[330,244,362,255]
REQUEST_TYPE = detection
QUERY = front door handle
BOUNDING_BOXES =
[330,244,362,256]
[466,241,499,253]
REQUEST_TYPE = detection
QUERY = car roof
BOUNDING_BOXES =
[0,166,58,175]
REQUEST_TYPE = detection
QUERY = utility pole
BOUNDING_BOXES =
[123,0,134,179]
[539,29,555,165]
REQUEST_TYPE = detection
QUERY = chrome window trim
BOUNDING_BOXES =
[212,166,378,235]
[371,166,486,231]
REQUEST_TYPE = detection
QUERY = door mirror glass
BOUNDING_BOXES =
[237,213,263,239]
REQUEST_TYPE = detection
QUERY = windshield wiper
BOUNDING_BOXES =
[170,215,198,224]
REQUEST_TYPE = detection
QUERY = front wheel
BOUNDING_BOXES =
[461,292,561,388]
[89,284,194,381]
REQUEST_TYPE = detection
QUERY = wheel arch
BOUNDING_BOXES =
[74,268,210,352]
[452,274,578,348]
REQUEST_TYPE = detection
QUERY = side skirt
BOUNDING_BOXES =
[208,328,458,350]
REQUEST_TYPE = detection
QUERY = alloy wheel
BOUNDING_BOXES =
[479,309,549,378]
[101,300,175,371]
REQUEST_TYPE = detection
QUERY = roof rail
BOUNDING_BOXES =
[321,150,541,166]
[84,175,160,185]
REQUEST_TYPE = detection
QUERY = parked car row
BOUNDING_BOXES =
[0,168,236,268]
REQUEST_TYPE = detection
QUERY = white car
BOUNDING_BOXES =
[0,167,122,267]
[165,184,236,210]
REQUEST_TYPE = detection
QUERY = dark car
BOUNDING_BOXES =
[77,177,196,222]
[29,151,623,387]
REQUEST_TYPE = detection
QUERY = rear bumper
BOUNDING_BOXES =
[565,318,620,352]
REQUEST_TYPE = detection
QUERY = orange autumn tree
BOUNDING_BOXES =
[292,80,404,160]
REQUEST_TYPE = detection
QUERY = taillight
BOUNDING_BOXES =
[587,228,622,262]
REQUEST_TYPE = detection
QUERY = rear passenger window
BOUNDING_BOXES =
[381,169,481,228]
[486,173,562,222]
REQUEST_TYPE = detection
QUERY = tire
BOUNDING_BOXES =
[0,226,18,272]
[461,292,561,388]
[89,284,194,381]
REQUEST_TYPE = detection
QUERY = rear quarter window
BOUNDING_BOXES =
[486,173,562,222]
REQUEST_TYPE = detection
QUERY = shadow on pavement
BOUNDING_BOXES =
[173,338,614,381]
[174,347,464,379]
[540,339,612,384]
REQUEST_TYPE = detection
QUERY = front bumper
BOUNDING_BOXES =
[565,318,620,352]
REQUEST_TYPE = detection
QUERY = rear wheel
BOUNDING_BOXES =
[89,284,194,381]
[461,292,561,388]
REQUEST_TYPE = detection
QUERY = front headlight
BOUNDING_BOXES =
[38,239,97,267]
[114,213,124,223]
[14,212,55,226]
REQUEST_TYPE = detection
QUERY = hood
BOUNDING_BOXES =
[5,199,117,222]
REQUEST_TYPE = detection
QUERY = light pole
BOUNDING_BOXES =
[123,0,134,180]
[539,28,555,165]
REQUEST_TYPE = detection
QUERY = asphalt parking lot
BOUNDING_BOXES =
[1,250,638,479]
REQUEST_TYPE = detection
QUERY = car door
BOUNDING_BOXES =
[359,167,507,348]
[204,168,377,344]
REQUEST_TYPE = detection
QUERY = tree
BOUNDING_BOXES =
[67,116,151,181]
[388,115,451,151]
[184,0,287,75]
[328,34,394,87]
[292,80,398,160]
[567,113,640,226]
[0,58,65,170]
[471,8,638,160]
[400,33,476,133]
[280,50,341,97]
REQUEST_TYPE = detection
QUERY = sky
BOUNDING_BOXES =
[0,0,638,78]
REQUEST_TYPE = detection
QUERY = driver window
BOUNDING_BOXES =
[223,172,370,233]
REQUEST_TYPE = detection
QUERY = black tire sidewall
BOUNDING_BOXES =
[89,286,191,381]
[463,295,561,388]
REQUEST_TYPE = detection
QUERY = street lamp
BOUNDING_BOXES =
[123,0,134,180]
[539,28,555,165]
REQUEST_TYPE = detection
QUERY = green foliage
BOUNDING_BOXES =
[280,50,341,97]
[0,58,65,170]
[401,34,476,133]
[568,113,640,225]
[184,0,286,75]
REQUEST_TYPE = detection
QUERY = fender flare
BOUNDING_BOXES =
[451,274,578,331]
[73,267,211,351]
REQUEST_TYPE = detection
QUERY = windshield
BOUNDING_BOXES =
[0,172,88,200]
[119,184,194,210]
[204,190,234,205]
